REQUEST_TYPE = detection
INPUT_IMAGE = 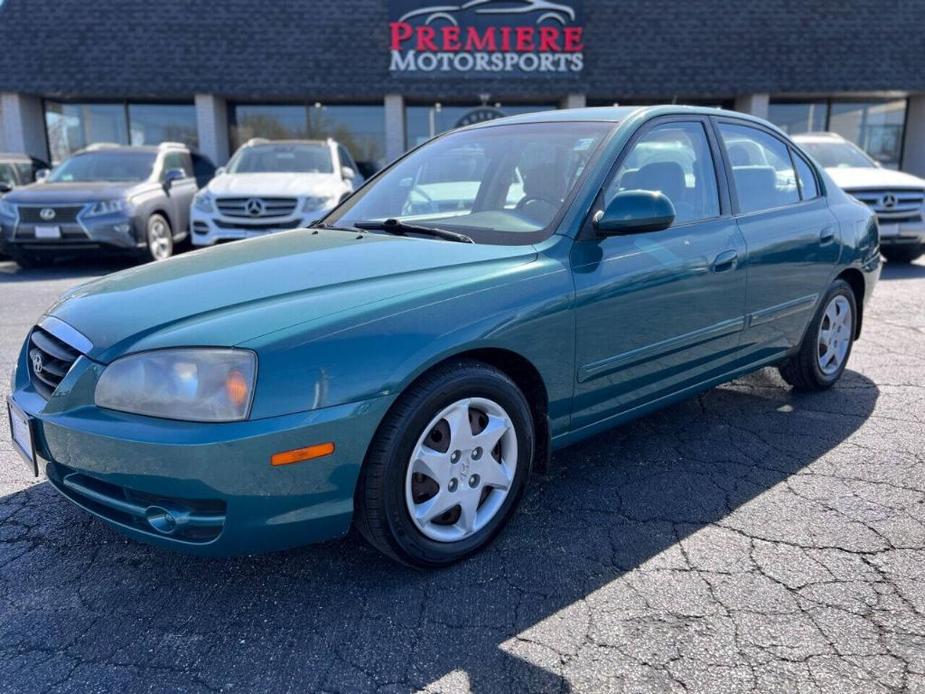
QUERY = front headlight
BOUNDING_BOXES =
[95,348,257,422]
[303,195,335,212]
[86,199,126,217]
[0,199,17,218]
[193,191,214,213]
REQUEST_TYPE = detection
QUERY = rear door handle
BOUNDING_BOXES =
[711,249,739,273]
[820,226,836,244]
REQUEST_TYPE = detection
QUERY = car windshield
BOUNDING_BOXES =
[0,163,16,186]
[326,121,612,244]
[227,144,334,174]
[799,141,878,169]
[48,151,156,183]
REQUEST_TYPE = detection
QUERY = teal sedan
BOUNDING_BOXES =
[7,107,880,566]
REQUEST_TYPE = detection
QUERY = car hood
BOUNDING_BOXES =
[5,181,139,203]
[825,167,925,191]
[46,230,538,362]
[207,173,341,198]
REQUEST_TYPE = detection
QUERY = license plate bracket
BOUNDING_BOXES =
[34,225,61,239]
[7,399,38,477]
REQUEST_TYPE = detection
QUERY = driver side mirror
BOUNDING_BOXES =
[0,182,12,194]
[593,190,676,236]
[341,166,357,181]
[34,168,50,183]
[163,168,186,189]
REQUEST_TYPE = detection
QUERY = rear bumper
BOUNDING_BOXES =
[10,385,393,556]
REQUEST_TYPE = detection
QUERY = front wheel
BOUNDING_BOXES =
[355,360,534,567]
[141,213,173,262]
[881,244,924,264]
[779,279,857,391]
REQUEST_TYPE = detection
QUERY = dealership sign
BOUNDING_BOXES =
[388,1,584,76]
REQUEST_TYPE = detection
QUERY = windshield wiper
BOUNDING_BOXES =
[353,218,474,244]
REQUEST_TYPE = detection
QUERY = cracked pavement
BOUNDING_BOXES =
[0,257,923,693]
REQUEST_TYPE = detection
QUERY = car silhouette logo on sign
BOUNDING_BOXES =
[39,208,56,221]
[245,199,265,217]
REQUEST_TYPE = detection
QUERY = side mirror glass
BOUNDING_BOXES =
[34,168,50,182]
[0,182,13,194]
[593,190,676,235]
[163,168,186,188]
[341,166,357,181]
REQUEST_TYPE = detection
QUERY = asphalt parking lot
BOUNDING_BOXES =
[0,257,923,694]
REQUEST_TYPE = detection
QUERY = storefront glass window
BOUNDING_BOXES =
[767,102,828,135]
[768,99,908,169]
[405,104,557,149]
[127,104,198,149]
[828,100,907,169]
[230,104,386,177]
[45,101,197,163]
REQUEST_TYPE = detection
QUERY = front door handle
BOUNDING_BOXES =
[711,249,739,273]
[820,226,836,244]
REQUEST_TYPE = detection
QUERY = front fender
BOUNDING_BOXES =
[242,249,576,434]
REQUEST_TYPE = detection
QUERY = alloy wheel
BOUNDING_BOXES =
[148,217,172,260]
[817,295,852,375]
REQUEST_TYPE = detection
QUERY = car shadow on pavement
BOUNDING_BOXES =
[878,259,925,281]
[0,368,879,692]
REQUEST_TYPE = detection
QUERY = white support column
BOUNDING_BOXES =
[902,94,925,176]
[195,94,230,166]
[384,93,405,163]
[561,93,587,110]
[733,93,770,120]
[1,93,49,161]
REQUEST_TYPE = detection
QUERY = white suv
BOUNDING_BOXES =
[794,132,925,264]
[190,138,364,246]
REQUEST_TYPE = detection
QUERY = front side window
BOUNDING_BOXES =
[719,123,799,214]
[48,152,156,183]
[161,151,193,178]
[327,121,611,244]
[606,121,720,226]
[227,143,334,174]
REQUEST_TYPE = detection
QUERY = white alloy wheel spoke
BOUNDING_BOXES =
[411,447,451,487]
[471,414,509,454]
[479,459,512,491]
[443,399,474,451]
[457,491,481,533]
[414,490,458,526]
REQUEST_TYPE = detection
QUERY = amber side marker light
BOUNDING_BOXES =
[271,442,335,466]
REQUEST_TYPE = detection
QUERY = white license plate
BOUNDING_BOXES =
[878,223,900,238]
[34,225,61,239]
[7,400,37,477]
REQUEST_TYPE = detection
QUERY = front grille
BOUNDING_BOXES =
[17,205,85,224]
[851,189,925,222]
[216,197,299,219]
[28,326,81,398]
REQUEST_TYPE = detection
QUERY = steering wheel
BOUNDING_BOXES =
[515,195,561,212]
[401,185,439,216]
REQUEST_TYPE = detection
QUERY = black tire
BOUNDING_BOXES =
[881,244,924,264]
[140,213,173,263]
[8,250,52,269]
[355,359,535,567]
[779,279,857,391]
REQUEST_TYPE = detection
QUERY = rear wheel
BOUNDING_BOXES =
[779,279,857,391]
[881,244,924,264]
[141,214,173,262]
[355,360,534,567]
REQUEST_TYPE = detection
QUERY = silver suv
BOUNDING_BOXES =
[794,132,925,264]
[0,143,214,267]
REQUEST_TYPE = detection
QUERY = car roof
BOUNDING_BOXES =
[791,132,847,144]
[462,105,780,130]
[244,139,330,147]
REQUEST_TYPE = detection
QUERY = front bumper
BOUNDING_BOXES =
[1,213,141,254]
[190,208,332,246]
[10,377,392,556]
[877,219,925,247]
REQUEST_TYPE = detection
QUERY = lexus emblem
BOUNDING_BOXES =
[39,207,56,221]
[881,193,898,209]
[29,348,44,376]
[244,198,265,217]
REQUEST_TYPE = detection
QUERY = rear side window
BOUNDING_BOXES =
[791,150,819,200]
[607,121,720,226]
[719,123,799,214]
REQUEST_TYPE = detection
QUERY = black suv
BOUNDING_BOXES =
[0,143,214,267]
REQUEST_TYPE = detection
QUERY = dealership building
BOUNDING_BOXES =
[1,0,924,177]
